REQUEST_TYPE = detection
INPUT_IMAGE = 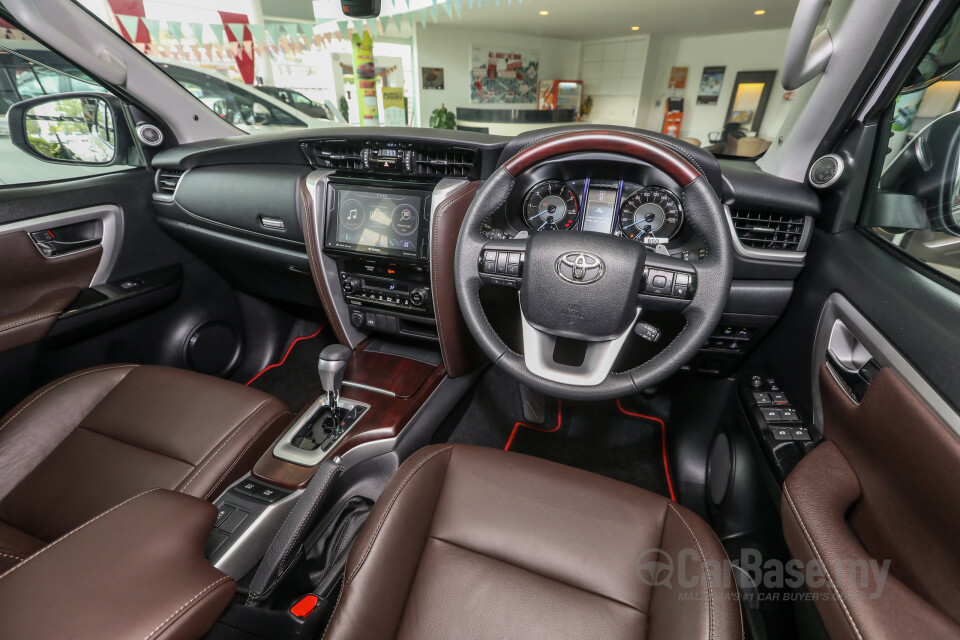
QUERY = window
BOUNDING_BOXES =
[865,11,960,283]
[159,63,306,130]
[0,18,138,186]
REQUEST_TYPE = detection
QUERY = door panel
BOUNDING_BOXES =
[0,171,251,415]
[0,231,100,354]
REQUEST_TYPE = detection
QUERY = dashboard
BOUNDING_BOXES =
[149,126,820,377]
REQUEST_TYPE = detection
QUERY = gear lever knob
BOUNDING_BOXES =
[318,344,352,398]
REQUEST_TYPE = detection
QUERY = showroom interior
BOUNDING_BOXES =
[61,0,801,153]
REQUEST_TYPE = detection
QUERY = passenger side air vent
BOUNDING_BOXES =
[156,169,183,195]
[308,140,365,171]
[729,209,807,252]
[412,145,477,178]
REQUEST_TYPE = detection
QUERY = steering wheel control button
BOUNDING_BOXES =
[644,269,674,295]
[634,322,661,342]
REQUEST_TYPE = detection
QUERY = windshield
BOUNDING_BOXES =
[67,0,799,156]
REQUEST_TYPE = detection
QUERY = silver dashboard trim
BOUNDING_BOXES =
[0,204,123,286]
[304,169,366,348]
[212,478,303,579]
[723,204,809,263]
[342,380,396,396]
[272,394,371,467]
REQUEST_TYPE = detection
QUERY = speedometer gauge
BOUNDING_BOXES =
[523,181,580,231]
[618,187,683,242]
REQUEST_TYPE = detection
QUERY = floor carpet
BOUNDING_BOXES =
[435,370,675,498]
[245,324,335,412]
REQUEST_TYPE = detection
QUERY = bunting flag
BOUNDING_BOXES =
[247,23,263,44]
[188,22,204,41]
[227,23,245,43]
[454,0,463,16]
[285,23,301,38]
[407,12,415,30]
[352,19,364,35]
[141,17,160,40]
[117,14,140,41]
[442,0,453,18]
[167,20,183,41]
[337,21,349,39]
[209,23,224,45]
[266,23,282,44]
[430,5,438,22]
[418,9,427,26]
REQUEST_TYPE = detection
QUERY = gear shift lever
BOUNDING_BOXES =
[318,344,352,414]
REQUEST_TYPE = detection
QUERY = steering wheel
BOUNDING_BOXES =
[455,131,733,400]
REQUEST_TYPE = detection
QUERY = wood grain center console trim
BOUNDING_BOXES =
[253,341,446,489]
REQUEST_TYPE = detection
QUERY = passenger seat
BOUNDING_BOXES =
[0,364,291,572]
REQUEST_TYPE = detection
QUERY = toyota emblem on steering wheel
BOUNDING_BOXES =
[556,251,605,285]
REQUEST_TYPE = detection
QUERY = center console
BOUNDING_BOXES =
[324,179,438,340]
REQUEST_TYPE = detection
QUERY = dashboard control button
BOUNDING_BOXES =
[410,287,430,306]
[215,505,235,528]
[790,428,811,441]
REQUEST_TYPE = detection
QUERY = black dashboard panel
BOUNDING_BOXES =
[149,125,822,320]
[174,165,311,244]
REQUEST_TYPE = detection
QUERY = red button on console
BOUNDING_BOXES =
[290,594,319,618]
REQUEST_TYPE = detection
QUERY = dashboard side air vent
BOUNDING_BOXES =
[729,209,807,252]
[412,144,478,178]
[307,140,365,171]
[156,169,184,195]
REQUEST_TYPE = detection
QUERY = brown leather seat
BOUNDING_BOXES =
[324,444,742,640]
[0,364,291,571]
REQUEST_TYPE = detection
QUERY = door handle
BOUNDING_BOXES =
[29,220,102,258]
[826,320,881,403]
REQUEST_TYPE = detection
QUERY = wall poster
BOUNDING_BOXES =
[696,66,725,105]
[470,45,540,103]
[421,67,444,90]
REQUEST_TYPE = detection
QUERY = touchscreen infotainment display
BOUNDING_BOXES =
[326,185,429,260]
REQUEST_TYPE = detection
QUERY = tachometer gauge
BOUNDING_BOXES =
[618,187,683,242]
[523,181,580,230]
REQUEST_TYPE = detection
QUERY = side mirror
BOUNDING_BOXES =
[7,92,132,166]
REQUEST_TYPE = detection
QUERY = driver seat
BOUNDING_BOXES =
[323,444,742,640]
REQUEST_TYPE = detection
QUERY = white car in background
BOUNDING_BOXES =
[155,62,341,133]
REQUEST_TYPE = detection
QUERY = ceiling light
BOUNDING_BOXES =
[631,26,640,31]
[754,9,766,15]
[539,10,549,15]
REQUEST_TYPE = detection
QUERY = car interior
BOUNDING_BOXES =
[1,0,960,638]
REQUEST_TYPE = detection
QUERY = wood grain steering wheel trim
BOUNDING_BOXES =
[502,131,702,187]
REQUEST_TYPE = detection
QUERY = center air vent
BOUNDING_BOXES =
[729,209,807,252]
[412,145,477,178]
[156,169,183,195]
[307,140,365,171]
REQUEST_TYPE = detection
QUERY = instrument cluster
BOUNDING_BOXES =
[478,149,712,260]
